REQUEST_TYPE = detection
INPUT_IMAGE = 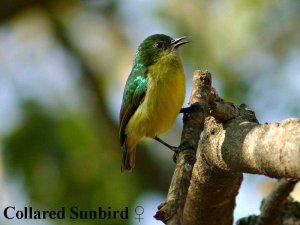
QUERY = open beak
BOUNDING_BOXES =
[171,36,189,49]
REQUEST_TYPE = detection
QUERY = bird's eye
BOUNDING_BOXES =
[154,41,163,49]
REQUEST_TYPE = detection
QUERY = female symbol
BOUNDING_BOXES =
[134,206,144,222]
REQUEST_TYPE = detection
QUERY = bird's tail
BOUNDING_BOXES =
[121,143,136,172]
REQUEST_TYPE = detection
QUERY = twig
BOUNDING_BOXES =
[259,178,299,225]
[236,179,299,225]
[154,70,211,224]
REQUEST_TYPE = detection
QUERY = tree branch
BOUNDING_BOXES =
[182,107,246,225]
[236,179,300,225]
[160,70,300,225]
[154,70,211,224]
[202,111,300,178]
[182,95,300,224]
[259,178,299,225]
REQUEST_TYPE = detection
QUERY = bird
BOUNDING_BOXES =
[119,34,189,172]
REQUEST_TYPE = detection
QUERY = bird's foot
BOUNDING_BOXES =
[180,103,201,114]
[171,142,193,162]
[154,137,192,163]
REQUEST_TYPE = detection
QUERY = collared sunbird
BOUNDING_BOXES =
[119,34,189,172]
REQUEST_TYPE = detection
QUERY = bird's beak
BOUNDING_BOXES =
[171,36,189,49]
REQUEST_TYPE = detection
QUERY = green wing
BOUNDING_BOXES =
[119,72,148,146]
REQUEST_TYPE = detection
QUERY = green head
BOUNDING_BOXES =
[134,34,188,67]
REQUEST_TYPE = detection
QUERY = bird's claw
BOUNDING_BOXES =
[154,137,193,163]
[180,104,201,114]
[171,142,193,163]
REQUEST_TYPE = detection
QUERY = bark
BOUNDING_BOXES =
[156,70,300,225]
[183,154,243,225]
[182,104,252,225]
[259,178,298,225]
[202,113,300,179]
[183,98,300,224]
[236,179,300,225]
[155,70,211,224]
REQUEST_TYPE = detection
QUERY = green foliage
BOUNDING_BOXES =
[3,101,141,224]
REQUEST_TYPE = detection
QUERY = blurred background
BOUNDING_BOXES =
[0,0,299,224]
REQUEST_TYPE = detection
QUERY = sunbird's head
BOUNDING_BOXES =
[135,34,188,66]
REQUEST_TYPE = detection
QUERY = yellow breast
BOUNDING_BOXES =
[126,51,186,139]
